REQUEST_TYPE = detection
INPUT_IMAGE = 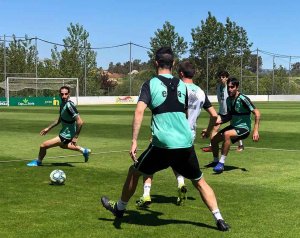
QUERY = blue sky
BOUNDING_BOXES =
[1,0,300,69]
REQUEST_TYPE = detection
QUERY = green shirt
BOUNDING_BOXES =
[59,100,79,139]
[227,93,255,130]
[138,74,193,149]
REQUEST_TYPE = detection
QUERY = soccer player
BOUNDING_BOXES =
[136,60,219,208]
[202,71,244,156]
[27,86,91,166]
[211,77,260,173]
[101,47,230,231]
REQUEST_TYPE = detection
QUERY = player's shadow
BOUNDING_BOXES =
[224,165,248,172]
[151,194,196,205]
[99,209,217,231]
[42,162,76,167]
[202,164,248,173]
[210,165,248,175]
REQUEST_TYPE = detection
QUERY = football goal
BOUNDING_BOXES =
[2,77,79,106]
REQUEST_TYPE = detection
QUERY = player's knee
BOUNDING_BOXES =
[192,178,204,190]
[128,165,141,177]
[194,177,210,191]
[40,142,49,149]
[223,132,232,141]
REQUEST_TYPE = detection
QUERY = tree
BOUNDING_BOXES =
[6,35,36,77]
[148,21,188,61]
[52,23,97,95]
[273,65,289,94]
[247,54,262,73]
[112,69,155,96]
[190,12,253,93]
[108,60,150,74]
[291,62,300,75]
[99,70,118,95]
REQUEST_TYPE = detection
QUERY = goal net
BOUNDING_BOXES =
[1,77,79,106]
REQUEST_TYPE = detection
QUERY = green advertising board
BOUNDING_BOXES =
[0,97,7,106]
[0,97,61,106]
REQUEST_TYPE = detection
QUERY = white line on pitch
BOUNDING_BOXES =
[234,146,300,152]
[0,150,129,163]
[0,146,299,163]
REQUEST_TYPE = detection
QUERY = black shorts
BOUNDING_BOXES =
[59,135,72,145]
[219,125,250,144]
[134,144,203,181]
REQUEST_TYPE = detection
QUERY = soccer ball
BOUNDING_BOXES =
[50,169,66,185]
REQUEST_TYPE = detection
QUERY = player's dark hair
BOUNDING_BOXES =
[177,60,195,78]
[155,47,174,69]
[218,70,229,78]
[227,77,239,87]
[60,85,71,93]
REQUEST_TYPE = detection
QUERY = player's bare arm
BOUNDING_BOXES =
[40,117,61,136]
[130,101,147,161]
[218,113,232,124]
[202,106,218,138]
[252,108,260,142]
[72,115,84,145]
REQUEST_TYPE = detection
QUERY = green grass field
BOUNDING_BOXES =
[0,102,299,238]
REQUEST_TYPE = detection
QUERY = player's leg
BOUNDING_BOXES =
[172,169,187,205]
[202,123,220,152]
[204,132,223,168]
[213,129,237,173]
[222,129,237,156]
[101,165,142,218]
[192,178,230,231]
[237,140,244,151]
[63,139,91,162]
[101,145,169,217]
[27,136,62,166]
[172,147,229,231]
[211,123,221,139]
[136,175,153,208]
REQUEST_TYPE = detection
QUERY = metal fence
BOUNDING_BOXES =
[1,35,300,97]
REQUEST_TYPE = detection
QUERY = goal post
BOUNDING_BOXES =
[4,77,79,106]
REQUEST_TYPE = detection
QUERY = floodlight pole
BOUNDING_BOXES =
[240,48,243,92]
[206,48,209,94]
[3,35,6,83]
[288,56,291,94]
[129,42,132,96]
[272,55,275,95]
[256,48,259,95]
[35,37,38,97]
[4,35,8,106]
[240,31,243,92]
[76,78,79,105]
[6,77,9,107]
[84,39,87,96]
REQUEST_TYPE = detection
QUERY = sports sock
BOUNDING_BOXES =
[219,155,226,164]
[239,140,243,146]
[176,175,185,188]
[143,183,151,197]
[212,209,223,221]
[117,200,127,211]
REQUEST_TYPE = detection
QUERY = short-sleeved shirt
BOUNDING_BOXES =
[217,84,228,115]
[59,100,79,139]
[185,83,211,140]
[138,74,193,149]
[226,93,255,131]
